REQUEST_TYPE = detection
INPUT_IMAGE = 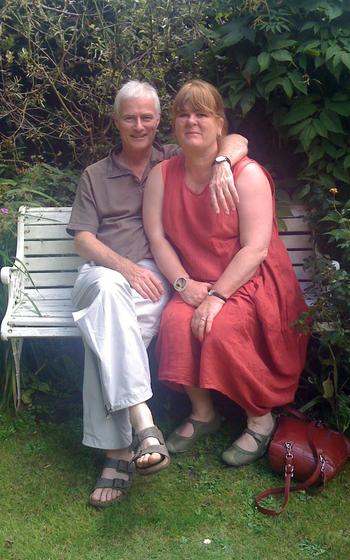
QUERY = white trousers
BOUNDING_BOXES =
[72,260,170,450]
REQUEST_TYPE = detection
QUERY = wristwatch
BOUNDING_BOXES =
[208,288,227,302]
[213,155,232,167]
[173,276,189,292]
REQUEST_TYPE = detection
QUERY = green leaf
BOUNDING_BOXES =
[271,49,293,62]
[344,155,350,170]
[296,183,311,200]
[333,166,350,183]
[239,91,256,116]
[269,38,297,51]
[308,145,325,166]
[322,377,334,400]
[325,44,340,61]
[327,102,350,117]
[319,110,344,134]
[323,5,342,21]
[288,72,307,94]
[288,118,313,137]
[340,51,350,71]
[313,119,328,138]
[281,103,317,125]
[300,124,317,150]
[280,77,293,98]
[257,52,271,72]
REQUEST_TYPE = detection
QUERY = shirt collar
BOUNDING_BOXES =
[106,142,166,179]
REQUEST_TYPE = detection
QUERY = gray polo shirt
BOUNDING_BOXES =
[67,142,179,264]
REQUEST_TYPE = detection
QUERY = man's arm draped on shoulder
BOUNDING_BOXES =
[209,133,248,214]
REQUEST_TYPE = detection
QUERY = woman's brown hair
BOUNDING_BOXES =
[171,80,228,135]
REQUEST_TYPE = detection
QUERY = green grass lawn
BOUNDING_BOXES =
[0,411,349,560]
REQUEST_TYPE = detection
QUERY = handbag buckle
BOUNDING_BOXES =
[284,442,294,477]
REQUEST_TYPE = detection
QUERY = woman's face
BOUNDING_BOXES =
[174,105,223,151]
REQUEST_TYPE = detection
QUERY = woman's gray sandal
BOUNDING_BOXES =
[132,425,171,475]
[89,457,135,508]
[166,414,222,454]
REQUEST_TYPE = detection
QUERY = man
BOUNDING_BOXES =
[67,80,247,507]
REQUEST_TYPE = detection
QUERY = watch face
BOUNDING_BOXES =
[174,277,188,292]
[215,156,227,163]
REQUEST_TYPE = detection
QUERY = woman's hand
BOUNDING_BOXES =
[191,296,225,341]
[209,161,239,215]
[180,279,213,307]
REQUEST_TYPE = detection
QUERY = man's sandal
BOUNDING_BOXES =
[132,425,170,476]
[89,457,135,508]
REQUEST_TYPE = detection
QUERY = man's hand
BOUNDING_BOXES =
[123,262,165,302]
[191,296,225,341]
[180,279,213,308]
[209,161,239,215]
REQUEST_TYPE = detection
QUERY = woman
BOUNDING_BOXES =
[143,80,308,466]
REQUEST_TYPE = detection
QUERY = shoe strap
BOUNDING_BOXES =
[95,476,131,490]
[104,458,134,474]
[244,427,270,445]
[132,425,164,449]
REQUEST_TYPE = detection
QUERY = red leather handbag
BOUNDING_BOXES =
[255,408,350,516]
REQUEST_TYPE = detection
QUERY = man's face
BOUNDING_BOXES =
[113,97,160,153]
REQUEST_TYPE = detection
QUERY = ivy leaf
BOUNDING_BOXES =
[313,119,328,138]
[340,51,350,71]
[333,166,350,183]
[269,38,297,51]
[257,52,271,72]
[300,124,317,150]
[326,101,350,117]
[308,145,325,166]
[323,5,342,21]
[280,77,293,98]
[239,91,256,116]
[322,377,334,400]
[281,102,317,125]
[288,72,307,94]
[271,49,293,62]
[319,110,344,134]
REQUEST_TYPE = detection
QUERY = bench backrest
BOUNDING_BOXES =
[18,206,83,301]
[17,204,313,298]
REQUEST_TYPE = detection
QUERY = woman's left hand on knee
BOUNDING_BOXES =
[191,297,225,341]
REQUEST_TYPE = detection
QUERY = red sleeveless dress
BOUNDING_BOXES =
[156,155,309,415]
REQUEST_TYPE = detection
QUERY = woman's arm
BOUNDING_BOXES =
[143,164,212,307]
[191,162,273,340]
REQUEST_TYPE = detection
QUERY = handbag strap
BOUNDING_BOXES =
[255,434,326,516]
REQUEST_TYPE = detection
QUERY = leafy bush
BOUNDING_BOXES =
[0,0,209,167]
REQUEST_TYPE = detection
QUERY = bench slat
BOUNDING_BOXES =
[280,234,312,249]
[24,240,76,255]
[23,256,83,272]
[287,250,313,265]
[281,217,310,232]
[9,316,75,326]
[24,225,72,240]
[5,326,80,337]
[24,272,78,288]
[23,208,72,225]
[24,288,73,299]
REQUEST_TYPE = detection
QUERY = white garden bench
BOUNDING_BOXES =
[1,203,314,408]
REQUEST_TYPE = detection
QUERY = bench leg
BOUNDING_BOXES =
[10,338,23,411]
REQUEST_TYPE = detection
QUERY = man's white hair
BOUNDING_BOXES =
[113,80,161,116]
